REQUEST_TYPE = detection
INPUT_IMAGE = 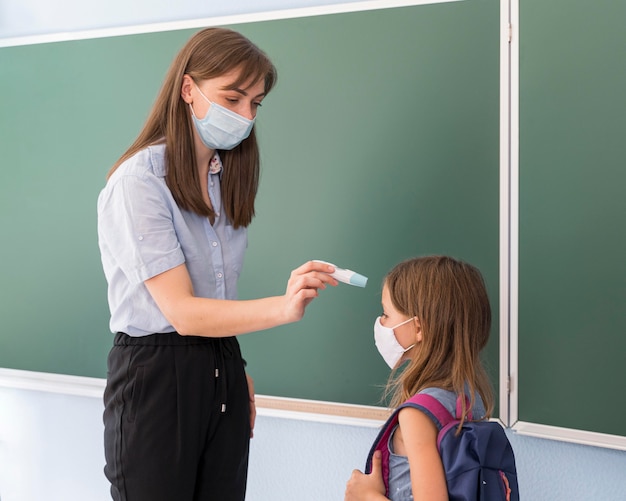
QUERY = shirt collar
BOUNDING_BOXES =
[148,145,222,177]
[209,152,223,174]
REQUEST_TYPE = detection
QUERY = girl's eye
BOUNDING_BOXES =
[253,101,263,108]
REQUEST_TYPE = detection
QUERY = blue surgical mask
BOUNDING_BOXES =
[189,84,255,150]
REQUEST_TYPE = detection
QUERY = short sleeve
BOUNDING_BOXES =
[97,172,185,284]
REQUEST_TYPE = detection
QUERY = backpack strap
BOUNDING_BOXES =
[365,407,400,494]
[365,392,474,495]
[406,392,474,425]
[403,393,456,430]
[365,392,459,494]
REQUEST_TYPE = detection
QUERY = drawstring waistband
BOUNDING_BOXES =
[114,331,240,414]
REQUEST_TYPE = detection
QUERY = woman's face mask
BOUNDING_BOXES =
[373,316,416,369]
[189,84,255,150]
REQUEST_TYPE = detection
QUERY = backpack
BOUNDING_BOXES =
[365,392,519,501]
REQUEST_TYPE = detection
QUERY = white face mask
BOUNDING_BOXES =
[190,84,255,150]
[374,316,416,369]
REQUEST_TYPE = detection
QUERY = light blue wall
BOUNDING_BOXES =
[1,387,626,501]
[2,1,626,499]
[0,0,348,38]
[0,0,444,40]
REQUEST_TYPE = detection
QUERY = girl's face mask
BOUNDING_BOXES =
[373,316,416,369]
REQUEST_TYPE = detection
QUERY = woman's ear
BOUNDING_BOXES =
[181,74,194,104]
[413,317,423,343]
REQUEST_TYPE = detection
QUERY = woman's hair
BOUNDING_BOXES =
[107,27,278,228]
[384,255,494,424]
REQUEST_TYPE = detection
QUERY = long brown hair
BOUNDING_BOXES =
[384,256,494,426]
[107,27,278,228]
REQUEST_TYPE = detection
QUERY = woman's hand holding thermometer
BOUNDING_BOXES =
[313,260,368,288]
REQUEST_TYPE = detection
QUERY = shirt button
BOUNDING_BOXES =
[138,235,144,241]
[212,241,218,247]
[217,272,223,279]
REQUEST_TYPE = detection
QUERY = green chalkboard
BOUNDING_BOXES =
[0,0,500,407]
[519,0,626,435]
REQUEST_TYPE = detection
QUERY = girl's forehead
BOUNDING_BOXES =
[381,284,392,304]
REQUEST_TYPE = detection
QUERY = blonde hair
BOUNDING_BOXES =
[384,256,494,426]
[107,27,278,228]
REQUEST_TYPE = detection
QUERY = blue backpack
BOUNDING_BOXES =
[365,392,519,500]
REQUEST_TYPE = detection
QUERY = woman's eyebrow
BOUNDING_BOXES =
[223,86,266,99]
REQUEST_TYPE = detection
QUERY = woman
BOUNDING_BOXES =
[97,27,337,501]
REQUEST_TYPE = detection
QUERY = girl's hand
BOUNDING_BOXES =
[281,261,338,323]
[345,451,387,501]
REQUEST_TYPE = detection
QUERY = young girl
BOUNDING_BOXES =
[345,255,494,501]
[97,27,337,501]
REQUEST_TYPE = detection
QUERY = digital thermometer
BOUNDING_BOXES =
[314,260,368,288]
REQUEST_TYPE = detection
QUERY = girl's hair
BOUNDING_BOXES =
[107,27,278,228]
[384,255,494,425]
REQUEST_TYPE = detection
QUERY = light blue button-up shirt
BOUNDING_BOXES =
[97,144,247,336]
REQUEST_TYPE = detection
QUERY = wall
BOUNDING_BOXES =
[1,378,626,500]
[0,0,456,42]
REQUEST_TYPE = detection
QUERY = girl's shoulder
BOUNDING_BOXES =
[415,388,457,416]
[416,387,486,420]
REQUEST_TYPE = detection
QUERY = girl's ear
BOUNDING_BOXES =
[413,317,423,343]
[181,74,194,104]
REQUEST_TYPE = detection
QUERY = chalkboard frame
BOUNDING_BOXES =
[505,0,626,450]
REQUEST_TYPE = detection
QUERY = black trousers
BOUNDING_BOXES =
[103,332,250,501]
